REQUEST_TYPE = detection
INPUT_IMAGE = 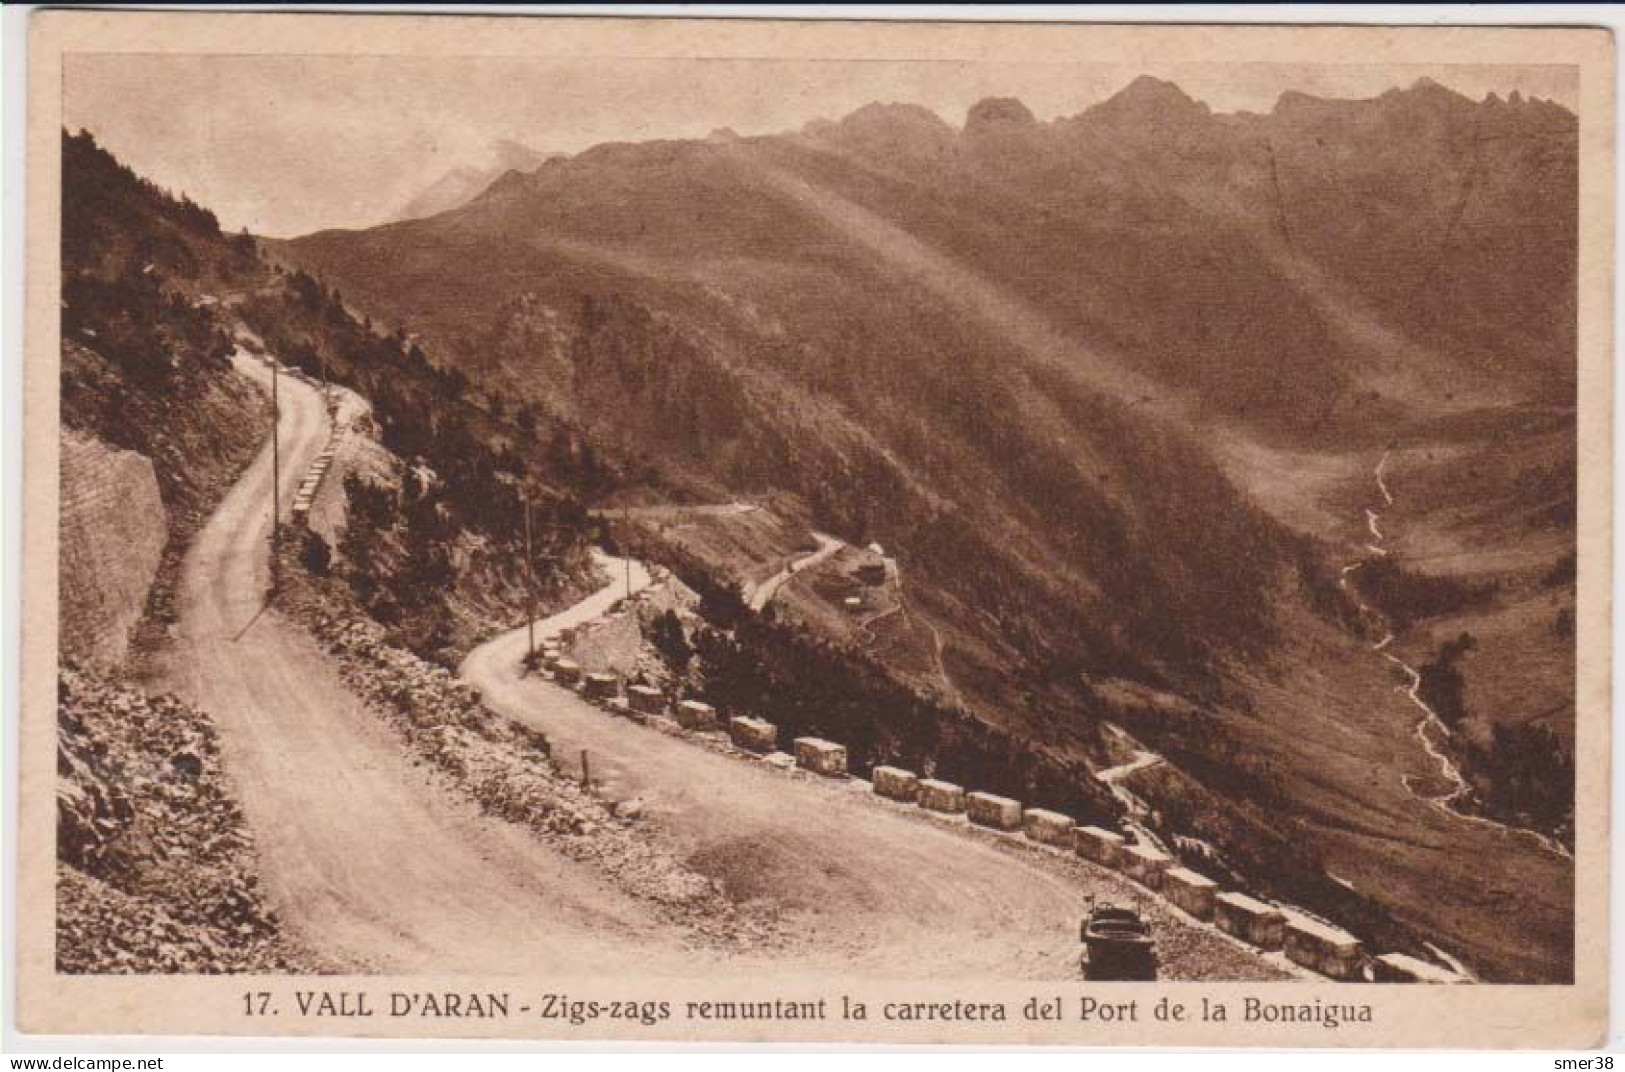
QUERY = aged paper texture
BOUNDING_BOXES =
[17,10,1614,1046]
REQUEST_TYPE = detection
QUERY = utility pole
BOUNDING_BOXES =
[269,359,280,587]
[523,488,537,667]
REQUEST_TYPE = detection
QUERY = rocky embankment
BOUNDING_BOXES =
[279,563,788,952]
[56,666,315,973]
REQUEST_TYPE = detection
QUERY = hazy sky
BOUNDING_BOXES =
[64,55,1577,238]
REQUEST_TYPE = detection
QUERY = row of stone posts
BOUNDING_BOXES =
[533,644,1461,985]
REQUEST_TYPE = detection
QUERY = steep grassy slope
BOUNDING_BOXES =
[284,139,1312,669]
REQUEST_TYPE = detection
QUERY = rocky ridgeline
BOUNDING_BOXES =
[56,666,312,973]
[301,606,786,951]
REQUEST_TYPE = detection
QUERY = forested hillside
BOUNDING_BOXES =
[62,129,617,663]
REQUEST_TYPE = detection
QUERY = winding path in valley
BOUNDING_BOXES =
[1338,451,1572,862]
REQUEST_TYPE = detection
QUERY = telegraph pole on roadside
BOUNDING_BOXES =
[269,359,280,590]
[523,488,537,667]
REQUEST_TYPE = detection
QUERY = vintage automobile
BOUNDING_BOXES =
[1080,898,1159,981]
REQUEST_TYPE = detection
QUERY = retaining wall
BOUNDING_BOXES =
[1022,808,1074,847]
[1283,912,1364,980]
[872,766,919,802]
[966,791,1022,831]
[794,737,847,777]
[1214,892,1285,951]
[917,778,966,814]
[1163,867,1218,921]
[58,430,167,669]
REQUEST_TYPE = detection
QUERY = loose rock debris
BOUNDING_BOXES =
[56,665,318,973]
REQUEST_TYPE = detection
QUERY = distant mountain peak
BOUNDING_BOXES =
[391,139,562,222]
[965,96,1038,135]
[1117,75,1201,107]
[1275,77,1494,125]
[1083,75,1211,126]
[1407,75,1457,96]
[1382,76,1476,110]
[836,101,954,134]
[1272,88,1321,111]
[490,138,553,171]
[804,100,956,159]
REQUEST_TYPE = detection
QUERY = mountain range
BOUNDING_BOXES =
[390,138,564,223]
[276,76,1578,981]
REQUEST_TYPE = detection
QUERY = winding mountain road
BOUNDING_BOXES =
[461,562,1282,980]
[158,354,687,974]
[1097,751,1165,785]
[153,353,1278,980]
[598,501,759,522]
[746,532,844,611]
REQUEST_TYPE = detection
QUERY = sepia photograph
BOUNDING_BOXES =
[10,9,1615,1050]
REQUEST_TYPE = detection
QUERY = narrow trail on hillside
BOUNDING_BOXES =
[912,604,962,708]
[1093,725,1174,857]
[1097,749,1165,785]
[747,532,843,611]
[877,556,962,708]
[1338,451,1572,862]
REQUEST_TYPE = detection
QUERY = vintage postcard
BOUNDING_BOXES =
[14,10,1614,1047]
